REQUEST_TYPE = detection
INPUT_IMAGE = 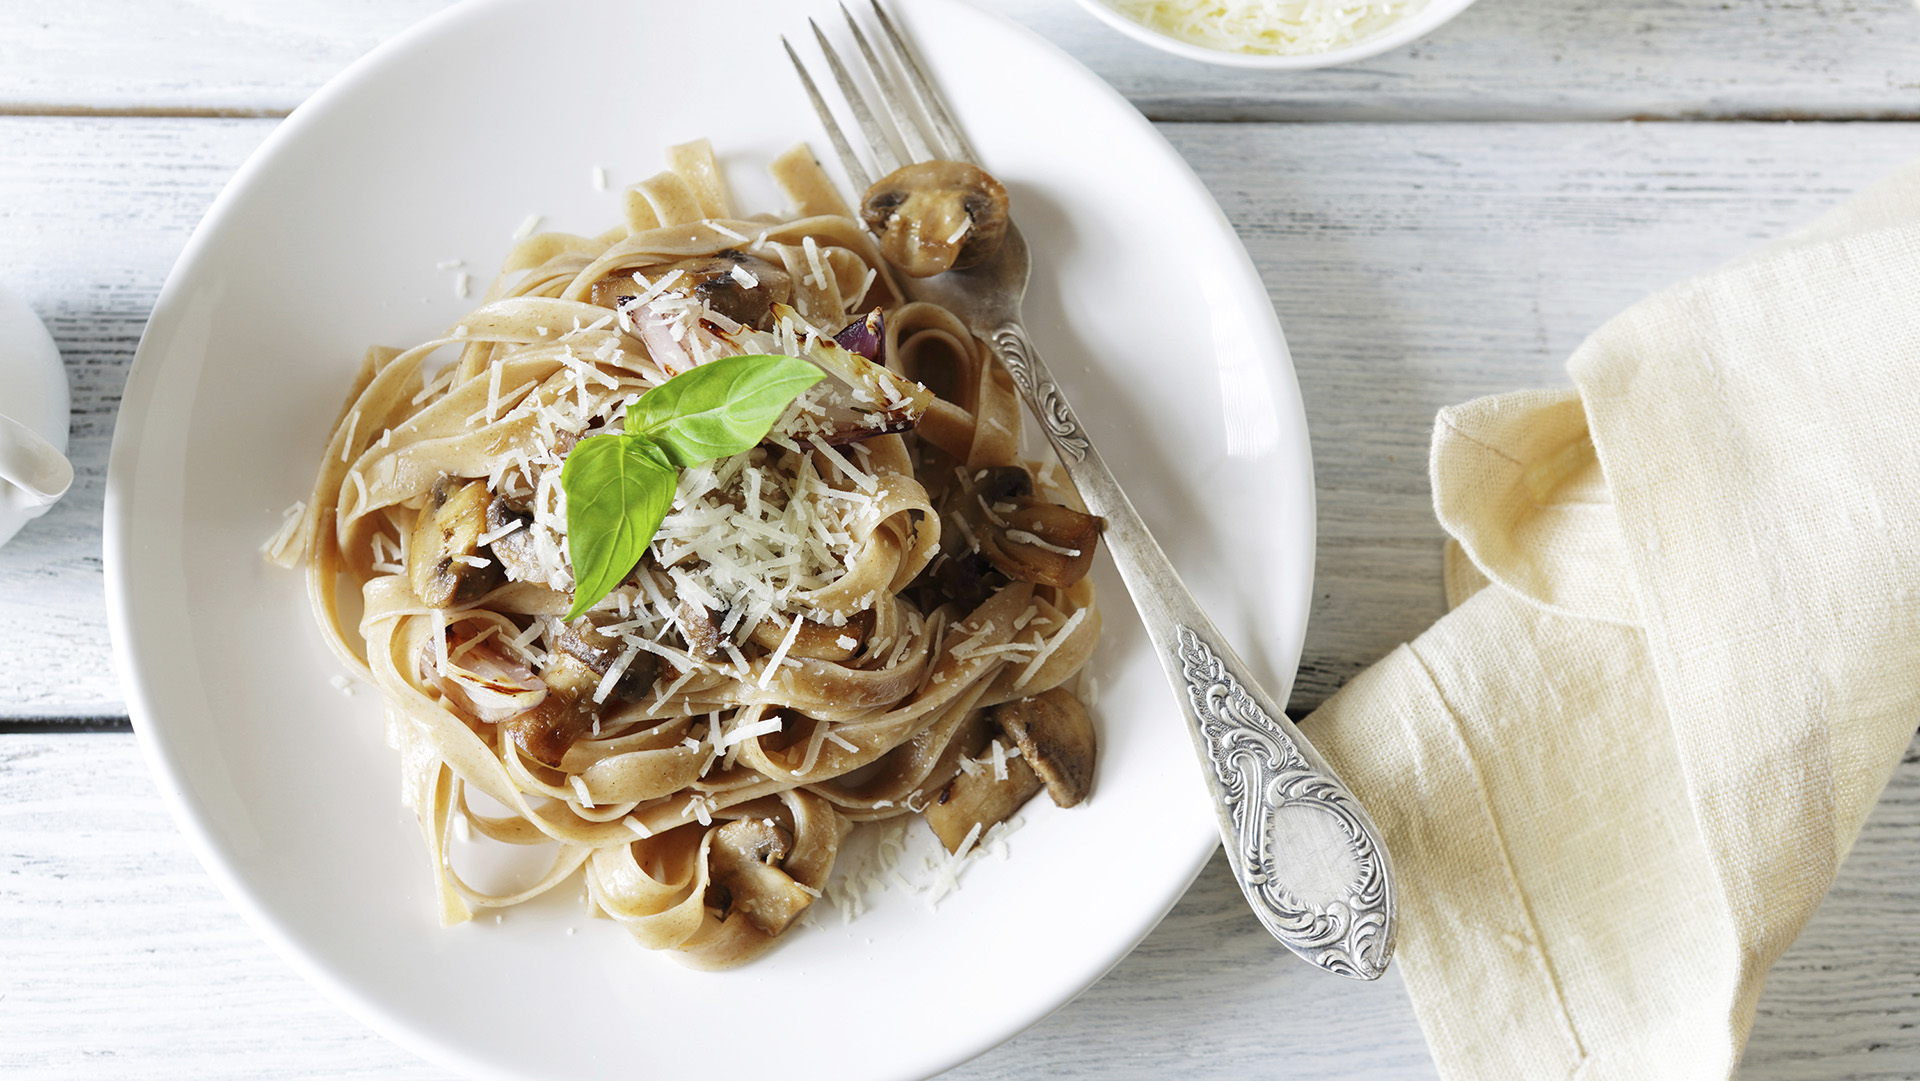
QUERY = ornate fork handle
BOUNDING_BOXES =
[989,321,1396,980]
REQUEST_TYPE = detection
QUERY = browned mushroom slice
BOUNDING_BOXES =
[705,818,816,937]
[955,466,1103,588]
[675,600,726,661]
[592,249,793,330]
[409,475,505,608]
[746,609,876,662]
[922,754,1045,853]
[991,688,1096,809]
[501,696,597,768]
[861,161,1010,278]
[484,495,542,583]
[502,652,600,767]
[551,615,661,705]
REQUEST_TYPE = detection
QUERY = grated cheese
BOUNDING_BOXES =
[1109,0,1425,56]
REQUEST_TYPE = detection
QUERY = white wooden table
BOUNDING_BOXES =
[3,2,1917,1078]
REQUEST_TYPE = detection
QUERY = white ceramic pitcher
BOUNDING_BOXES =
[0,283,72,547]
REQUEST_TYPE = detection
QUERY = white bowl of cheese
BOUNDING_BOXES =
[1072,0,1478,69]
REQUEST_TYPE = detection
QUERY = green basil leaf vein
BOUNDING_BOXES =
[561,432,677,620]
[627,353,825,468]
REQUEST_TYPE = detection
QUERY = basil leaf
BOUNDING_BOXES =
[627,353,824,468]
[559,353,826,619]
[561,432,677,620]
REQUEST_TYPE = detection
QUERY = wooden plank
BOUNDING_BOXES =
[1166,121,1920,702]
[0,1,452,116]
[2,0,1918,122]
[983,0,1920,122]
[8,118,1920,717]
[0,117,274,718]
[0,731,1915,1078]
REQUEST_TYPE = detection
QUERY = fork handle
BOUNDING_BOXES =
[986,321,1397,980]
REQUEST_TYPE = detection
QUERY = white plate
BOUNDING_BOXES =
[104,1,1314,1079]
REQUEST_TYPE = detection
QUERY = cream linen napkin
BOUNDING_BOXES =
[1302,162,1920,1079]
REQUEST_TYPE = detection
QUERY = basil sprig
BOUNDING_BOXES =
[560,353,824,619]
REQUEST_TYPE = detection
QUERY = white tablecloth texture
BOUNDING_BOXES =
[1303,160,1920,1079]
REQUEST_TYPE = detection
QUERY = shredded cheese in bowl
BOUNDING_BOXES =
[1112,0,1425,56]
[1077,0,1473,68]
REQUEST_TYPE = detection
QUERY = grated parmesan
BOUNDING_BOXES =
[1108,0,1426,56]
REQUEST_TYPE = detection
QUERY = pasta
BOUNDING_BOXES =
[269,140,1103,968]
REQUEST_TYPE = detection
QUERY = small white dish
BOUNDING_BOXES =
[1072,0,1479,69]
[0,282,72,547]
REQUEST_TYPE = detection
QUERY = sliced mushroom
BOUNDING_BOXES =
[501,697,596,768]
[922,754,1044,853]
[409,475,505,608]
[953,466,1103,588]
[991,687,1096,809]
[484,495,542,583]
[675,600,726,661]
[551,615,661,705]
[594,249,792,330]
[918,548,1004,615]
[747,609,876,662]
[501,652,600,767]
[705,818,816,937]
[861,160,1010,278]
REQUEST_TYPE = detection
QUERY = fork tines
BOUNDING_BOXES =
[783,1,981,197]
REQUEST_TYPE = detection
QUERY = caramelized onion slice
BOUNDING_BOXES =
[833,308,884,360]
[771,303,934,446]
[427,629,547,724]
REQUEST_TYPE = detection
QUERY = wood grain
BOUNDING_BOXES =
[1168,120,1920,701]
[0,731,1913,1079]
[0,117,273,718]
[3,0,1917,122]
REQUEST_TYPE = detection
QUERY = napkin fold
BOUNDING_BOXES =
[1303,161,1920,1079]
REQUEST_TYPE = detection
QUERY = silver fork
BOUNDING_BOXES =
[786,2,1396,981]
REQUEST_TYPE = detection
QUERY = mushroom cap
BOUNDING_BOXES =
[408,475,504,608]
[954,465,1104,589]
[922,753,1045,853]
[991,687,1097,808]
[502,693,596,768]
[484,494,542,583]
[551,613,660,704]
[705,818,815,937]
[592,249,792,330]
[861,160,1010,278]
